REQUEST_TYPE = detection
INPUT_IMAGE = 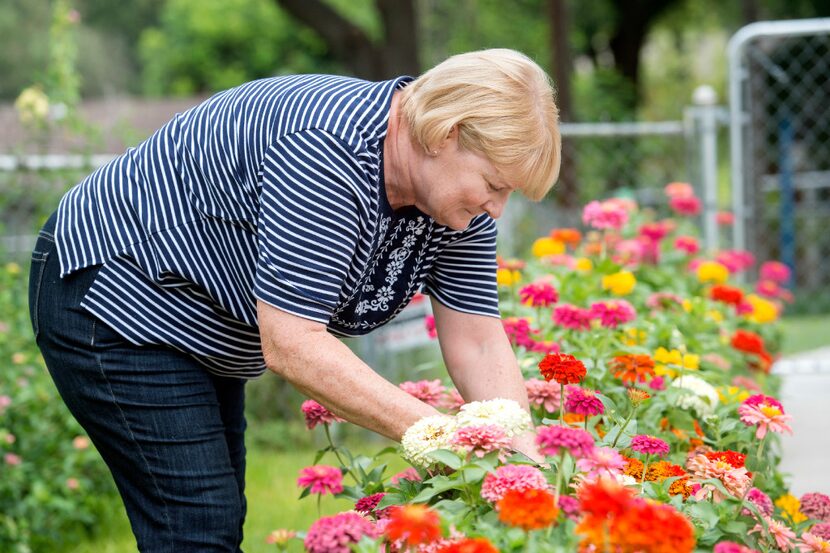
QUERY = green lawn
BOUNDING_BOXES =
[69,442,406,553]
[780,314,830,355]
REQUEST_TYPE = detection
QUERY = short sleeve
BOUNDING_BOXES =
[423,214,500,317]
[254,129,370,324]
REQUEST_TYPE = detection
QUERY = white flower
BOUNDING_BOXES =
[401,415,457,467]
[671,374,720,417]
[455,398,531,438]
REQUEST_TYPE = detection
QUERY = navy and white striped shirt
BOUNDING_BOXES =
[55,75,500,378]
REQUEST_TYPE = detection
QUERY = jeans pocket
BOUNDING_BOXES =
[28,249,50,339]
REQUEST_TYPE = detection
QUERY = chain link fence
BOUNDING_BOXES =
[729,19,830,313]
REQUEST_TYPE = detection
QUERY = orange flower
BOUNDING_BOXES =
[437,538,499,553]
[384,505,442,546]
[563,412,586,425]
[539,353,587,385]
[710,284,744,306]
[497,488,559,531]
[550,228,582,248]
[610,354,656,384]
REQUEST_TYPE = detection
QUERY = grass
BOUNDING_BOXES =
[68,441,407,553]
[780,314,830,355]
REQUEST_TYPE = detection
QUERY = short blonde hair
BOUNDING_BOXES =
[400,49,561,201]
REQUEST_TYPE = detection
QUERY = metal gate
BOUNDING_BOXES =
[729,19,830,311]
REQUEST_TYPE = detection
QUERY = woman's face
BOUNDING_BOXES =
[411,129,515,231]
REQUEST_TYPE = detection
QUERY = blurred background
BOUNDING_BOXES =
[1,1,830,551]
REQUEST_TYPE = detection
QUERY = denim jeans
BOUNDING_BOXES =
[29,212,248,552]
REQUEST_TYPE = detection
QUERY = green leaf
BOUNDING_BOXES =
[427,449,463,470]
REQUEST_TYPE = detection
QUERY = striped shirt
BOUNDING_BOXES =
[55,75,500,378]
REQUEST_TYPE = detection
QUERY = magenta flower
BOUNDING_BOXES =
[674,235,700,255]
[529,339,560,354]
[801,493,830,522]
[525,378,561,413]
[480,464,549,503]
[813,523,830,541]
[304,511,378,553]
[519,282,559,307]
[760,260,791,283]
[440,388,466,413]
[669,195,702,216]
[552,304,592,331]
[713,542,760,553]
[717,250,755,272]
[535,425,594,458]
[451,424,512,459]
[649,375,666,391]
[564,386,605,416]
[558,495,581,521]
[745,487,774,516]
[301,400,345,430]
[355,492,386,516]
[503,317,536,348]
[629,434,670,457]
[589,299,637,328]
[582,199,629,230]
[4,453,21,466]
[424,315,437,339]
[297,465,343,495]
[399,379,446,407]
[738,395,793,440]
[576,446,626,479]
[639,221,671,242]
[390,467,421,485]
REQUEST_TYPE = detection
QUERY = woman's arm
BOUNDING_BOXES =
[430,297,543,462]
[258,300,440,441]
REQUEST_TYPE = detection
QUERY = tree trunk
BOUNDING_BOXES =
[377,0,420,77]
[549,0,578,207]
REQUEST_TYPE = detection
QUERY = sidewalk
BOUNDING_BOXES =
[774,348,830,495]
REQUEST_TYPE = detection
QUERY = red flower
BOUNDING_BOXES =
[497,488,559,530]
[539,353,586,385]
[384,505,442,546]
[610,354,655,384]
[436,538,499,553]
[550,228,582,247]
[710,284,744,306]
[730,330,766,355]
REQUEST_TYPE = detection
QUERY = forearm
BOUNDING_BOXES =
[265,326,439,441]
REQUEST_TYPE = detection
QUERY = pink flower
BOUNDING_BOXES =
[799,532,830,552]
[576,446,626,479]
[670,195,702,216]
[480,464,549,503]
[687,454,751,501]
[589,299,637,328]
[301,400,345,429]
[4,453,21,466]
[665,182,694,198]
[558,495,581,521]
[755,280,782,299]
[639,222,671,242]
[582,199,629,230]
[732,376,762,392]
[674,235,700,255]
[304,511,378,553]
[526,379,562,413]
[0,395,10,415]
[564,386,605,416]
[390,468,421,485]
[355,492,386,516]
[613,239,645,266]
[629,434,670,456]
[647,292,685,310]
[503,317,536,347]
[760,261,791,283]
[72,436,90,450]
[399,379,446,407]
[813,523,830,541]
[703,353,731,371]
[750,515,796,552]
[649,376,666,391]
[424,315,437,339]
[714,542,760,553]
[746,487,774,516]
[717,211,735,226]
[738,396,793,440]
[66,478,80,490]
[801,493,830,522]
[440,388,466,413]
[297,465,343,495]
[519,282,559,307]
[552,304,592,331]
[451,425,512,459]
[528,339,561,355]
[535,425,594,458]
[718,250,756,273]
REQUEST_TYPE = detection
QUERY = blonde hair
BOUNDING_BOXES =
[400,49,561,201]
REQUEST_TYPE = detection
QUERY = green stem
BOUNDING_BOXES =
[559,383,565,426]
[554,451,566,500]
[316,493,321,519]
[324,424,359,484]
[611,406,637,448]
[641,454,651,485]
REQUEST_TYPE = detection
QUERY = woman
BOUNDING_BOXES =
[28,48,560,551]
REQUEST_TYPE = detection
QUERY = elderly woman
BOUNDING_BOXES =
[28,48,560,550]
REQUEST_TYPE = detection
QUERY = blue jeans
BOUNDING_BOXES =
[29,212,248,552]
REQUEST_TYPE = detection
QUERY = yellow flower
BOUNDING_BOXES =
[601,271,636,296]
[6,262,21,276]
[718,386,750,404]
[575,257,593,272]
[531,237,565,258]
[696,261,729,284]
[682,299,693,312]
[497,268,521,287]
[706,310,723,323]
[682,353,700,370]
[775,494,808,524]
[745,294,778,324]
[622,327,647,346]
[654,347,682,365]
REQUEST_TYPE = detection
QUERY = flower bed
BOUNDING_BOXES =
[275,185,830,552]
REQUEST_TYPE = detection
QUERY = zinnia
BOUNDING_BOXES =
[480,464,549,503]
[674,235,700,255]
[399,379,446,407]
[738,395,793,439]
[301,400,345,429]
[696,261,730,284]
[602,271,637,295]
[577,446,626,479]
[801,492,830,522]
[519,282,559,307]
[670,195,702,216]
[589,299,637,328]
[436,538,499,553]
[582,199,629,230]
[610,354,655,384]
[710,284,744,306]
[760,260,791,283]
[630,434,670,456]
[538,353,586,385]
[525,378,561,412]
[564,386,605,416]
[304,512,377,553]
[552,304,592,331]
[384,504,442,546]
[496,487,559,530]
[297,465,343,495]
[451,425,512,459]
[536,425,594,458]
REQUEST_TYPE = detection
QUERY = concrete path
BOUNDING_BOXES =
[774,347,830,495]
